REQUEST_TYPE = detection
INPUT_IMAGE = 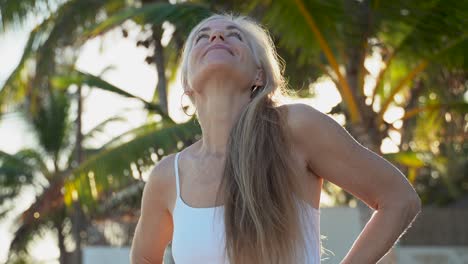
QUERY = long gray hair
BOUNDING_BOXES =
[179,13,324,263]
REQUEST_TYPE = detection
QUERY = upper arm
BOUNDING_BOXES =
[130,154,175,264]
[284,103,421,211]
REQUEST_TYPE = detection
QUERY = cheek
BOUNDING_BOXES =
[239,49,259,72]
[190,41,206,58]
[187,49,202,74]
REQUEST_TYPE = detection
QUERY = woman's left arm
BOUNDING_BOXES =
[284,103,422,264]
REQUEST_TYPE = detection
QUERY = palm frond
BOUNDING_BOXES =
[94,181,144,221]
[50,70,172,121]
[258,0,344,66]
[64,119,201,215]
[0,18,52,115]
[82,116,128,142]
[27,90,71,158]
[376,0,467,64]
[400,101,468,121]
[0,0,127,117]
[0,0,64,31]
[0,150,47,209]
[80,2,212,40]
[383,151,428,168]
[99,118,176,150]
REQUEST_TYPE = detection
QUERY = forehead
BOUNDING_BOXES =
[195,18,243,34]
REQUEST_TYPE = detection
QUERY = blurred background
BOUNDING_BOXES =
[0,0,467,263]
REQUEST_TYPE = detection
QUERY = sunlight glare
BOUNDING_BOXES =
[29,231,60,264]
[280,76,342,114]
[381,137,400,153]
[383,106,405,123]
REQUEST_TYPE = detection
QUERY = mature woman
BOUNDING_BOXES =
[130,13,421,264]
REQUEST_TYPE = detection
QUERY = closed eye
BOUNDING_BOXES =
[195,32,242,43]
[228,32,242,41]
[195,34,209,43]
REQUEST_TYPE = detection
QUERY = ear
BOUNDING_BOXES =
[253,68,264,87]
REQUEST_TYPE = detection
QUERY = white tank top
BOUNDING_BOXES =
[171,151,321,263]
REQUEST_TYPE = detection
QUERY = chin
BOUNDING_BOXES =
[198,61,249,81]
[190,63,251,92]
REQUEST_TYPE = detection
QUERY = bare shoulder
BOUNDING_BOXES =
[278,102,362,158]
[144,153,177,210]
[148,153,176,182]
[277,103,334,142]
[278,103,421,211]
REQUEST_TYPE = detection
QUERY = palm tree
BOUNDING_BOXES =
[1,1,209,262]
[2,0,466,262]
[0,85,201,262]
[0,89,73,263]
[229,0,466,210]
[399,68,468,206]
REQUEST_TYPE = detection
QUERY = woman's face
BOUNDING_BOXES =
[186,18,260,93]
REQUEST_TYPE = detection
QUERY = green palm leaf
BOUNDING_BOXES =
[80,2,212,40]
[28,90,71,158]
[0,0,127,117]
[383,151,428,168]
[50,70,172,121]
[401,101,468,121]
[82,116,128,142]
[64,119,201,214]
[0,0,65,30]
[0,150,37,212]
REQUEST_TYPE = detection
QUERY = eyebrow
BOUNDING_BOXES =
[196,25,243,35]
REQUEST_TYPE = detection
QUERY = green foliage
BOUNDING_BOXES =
[0,150,38,219]
[81,2,211,41]
[0,0,127,117]
[64,119,201,214]
[384,151,427,168]
[51,70,171,120]
[0,0,65,30]
[29,90,71,157]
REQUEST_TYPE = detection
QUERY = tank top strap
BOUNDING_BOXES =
[174,151,181,198]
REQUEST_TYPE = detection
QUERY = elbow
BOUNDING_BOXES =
[395,192,422,218]
[408,194,422,215]
[380,192,422,214]
[401,186,422,214]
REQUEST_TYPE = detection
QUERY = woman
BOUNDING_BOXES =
[130,14,421,264]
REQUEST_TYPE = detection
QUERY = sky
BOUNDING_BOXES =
[0,17,402,264]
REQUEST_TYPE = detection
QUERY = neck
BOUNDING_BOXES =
[194,78,251,157]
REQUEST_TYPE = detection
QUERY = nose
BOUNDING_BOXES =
[210,30,225,42]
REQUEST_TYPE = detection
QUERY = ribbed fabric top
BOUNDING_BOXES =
[171,151,321,263]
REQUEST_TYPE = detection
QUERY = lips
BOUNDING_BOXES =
[204,44,234,56]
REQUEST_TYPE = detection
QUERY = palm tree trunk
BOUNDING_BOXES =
[151,24,168,114]
[54,218,67,264]
[71,85,84,264]
[141,2,171,261]
[75,85,84,164]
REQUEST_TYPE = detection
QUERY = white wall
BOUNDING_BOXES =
[83,246,130,264]
[319,207,362,263]
[396,246,468,264]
